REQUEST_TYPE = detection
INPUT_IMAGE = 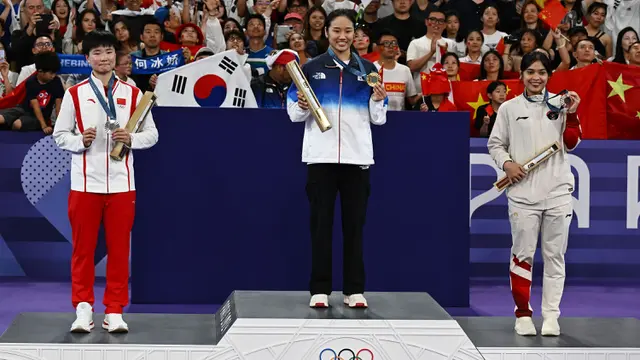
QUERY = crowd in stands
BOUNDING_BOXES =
[0,0,637,134]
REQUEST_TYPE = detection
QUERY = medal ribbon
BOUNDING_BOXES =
[327,47,367,78]
[523,88,566,113]
[88,73,117,121]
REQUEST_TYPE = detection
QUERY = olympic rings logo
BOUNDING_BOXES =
[319,348,374,360]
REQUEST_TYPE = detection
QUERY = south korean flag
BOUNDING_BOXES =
[155,50,257,108]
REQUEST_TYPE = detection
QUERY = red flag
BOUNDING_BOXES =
[458,63,481,81]
[452,79,524,136]
[548,64,607,139]
[538,0,568,29]
[602,62,640,139]
[362,51,379,63]
[0,72,35,109]
[160,41,202,62]
[495,37,506,55]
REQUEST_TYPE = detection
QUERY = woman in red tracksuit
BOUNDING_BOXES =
[53,30,158,334]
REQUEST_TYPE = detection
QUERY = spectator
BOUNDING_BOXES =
[410,0,438,24]
[0,45,17,98]
[153,5,180,43]
[504,29,539,71]
[478,49,504,80]
[285,0,308,18]
[407,9,449,93]
[374,0,426,53]
[443,11,466,57]
[512,0,548,42]
[113,19,140,52]
[584,2,612,58]
[194,46,214,61]
[65,9,102,54]
[0,51,63,132]
[559,0,585,31]
[460,30,484,64]
[374,29,417,110]
[441,51,459,102]
[571,37,597,69]
[51,0,72,40]
[414,64,457,112]
[481,5,507,51]
[303,5,328,57]
[611,26,638,63]
[288,31,309,64]
[274,12,303,49]
[602,0,639,51]
[130,18,166,92]
[629,41,640,66]
[223,18,242,36]
[17,34,54,85]
[114,50,135,86]
[322,0,357,15]
[441,0,490,35]
[11,0,61,69]
[245,14,272,76]
[225,29,253,80]
[196,0,228,53]
[162,23,204,61]
[251,49,294,108]
[358,0,380,34]
[475,80,506,137]
[353,26,372,57]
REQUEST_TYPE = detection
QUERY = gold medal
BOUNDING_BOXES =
[366,72,381,87]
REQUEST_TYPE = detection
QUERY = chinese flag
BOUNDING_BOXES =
[458,63,481,81]
[548,64,607,139]
[451,79,524,137]
[603,62,640,139]
[538,0,568,29]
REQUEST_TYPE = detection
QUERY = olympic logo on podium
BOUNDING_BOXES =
[319,348,374,360]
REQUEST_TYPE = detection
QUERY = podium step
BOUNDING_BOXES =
[1,291,639,360]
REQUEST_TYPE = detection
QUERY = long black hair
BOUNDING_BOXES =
[613,26,639,64]
[479,49,504,80]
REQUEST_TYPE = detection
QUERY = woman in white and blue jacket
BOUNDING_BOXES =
[286,9,388,310]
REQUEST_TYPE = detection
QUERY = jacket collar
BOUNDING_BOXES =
[317,51,362,70]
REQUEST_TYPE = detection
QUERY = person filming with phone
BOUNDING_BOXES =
[11,0,61,70]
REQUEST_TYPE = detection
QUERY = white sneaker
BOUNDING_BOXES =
[344,294,368,308]
[70,302,94,333]
[514,317,537,336]
[102,313,129,333]
[541,317,560,336]
[310,294,329,308]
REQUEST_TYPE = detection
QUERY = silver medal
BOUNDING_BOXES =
[105,118,120,132]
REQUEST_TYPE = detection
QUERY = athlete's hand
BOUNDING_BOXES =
[83,127,97,148]
[297,91,309,110]
[566,91,581,113]
[42,126,53,135]
[504,161,526,184]
[372,82,386,102]
[112,128,131,146]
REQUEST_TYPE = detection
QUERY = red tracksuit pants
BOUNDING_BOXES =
[68,190,136,314]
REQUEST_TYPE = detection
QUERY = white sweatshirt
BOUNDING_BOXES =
[53,73,159,194]
[488,92,580,209]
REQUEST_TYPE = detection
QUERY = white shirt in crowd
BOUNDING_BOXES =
[482,30,507,51]
[17,64,36,85]
[604,0,640,50]
[459,55,483,64]
[322,0,357,13]
[407,36,455,93]
[374,61,417,111]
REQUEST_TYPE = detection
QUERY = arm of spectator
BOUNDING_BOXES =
[53,91,88,153]
[553,30,571,71]
[182,0,191,24]
[100,0,112,21]
[237,0,249,17]
[542,29,554,51]
[30,98,52,134]
[86,0,94,10]
[277,0,286,13]
[0,0,11,23]
[129,90,159,150]
[205,16,226,53]
[487,104,512,171]
[0,61,13,96]
[406,39,435,73]
[321,0,334,13]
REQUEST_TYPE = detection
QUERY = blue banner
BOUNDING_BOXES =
[56,50,184,75]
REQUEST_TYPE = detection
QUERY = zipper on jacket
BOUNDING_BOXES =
[106,135,110,193]
[338,70,343,164]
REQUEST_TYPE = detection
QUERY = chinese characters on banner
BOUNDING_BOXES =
[55,50,185,76]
